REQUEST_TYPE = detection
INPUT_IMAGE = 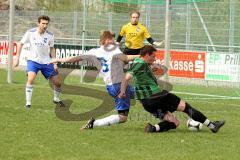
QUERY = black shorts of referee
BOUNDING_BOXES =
[123,47,142,55]
[140,90,181,119]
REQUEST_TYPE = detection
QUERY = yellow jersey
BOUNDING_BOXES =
[119,22,151,49]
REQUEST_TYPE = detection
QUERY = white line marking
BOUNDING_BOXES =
[173,91,240,99]
[3,83,240,99]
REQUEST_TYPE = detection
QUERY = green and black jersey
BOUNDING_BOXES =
[128,58,162,100]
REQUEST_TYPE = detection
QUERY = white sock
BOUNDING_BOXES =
[203,119,215,129]
[54,87,61,102]
[203,119,210,126]
[154,124,160,131]
[93,115,120,127]
[26,85,33,105]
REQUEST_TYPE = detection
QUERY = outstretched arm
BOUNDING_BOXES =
[114,54,139,62]
[50,56,83,64]
[146,37,165,48]
[153,40,165,48]
[146,37,155,44]
[126,55,139,62]
[116,35,123,43]
[118,73,133,98]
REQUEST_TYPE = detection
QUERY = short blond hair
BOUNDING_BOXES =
[99,30,115,45]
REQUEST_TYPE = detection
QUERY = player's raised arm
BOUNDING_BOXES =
[114,54,139,62]
[50,49,97,64]
[126,55,139,61]
[50,56,83,64]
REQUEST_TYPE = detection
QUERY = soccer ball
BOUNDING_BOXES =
[187,119,203,131]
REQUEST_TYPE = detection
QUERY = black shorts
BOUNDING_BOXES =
[118,109,129,116]
[123,47,141,55]
[140,91,181,119]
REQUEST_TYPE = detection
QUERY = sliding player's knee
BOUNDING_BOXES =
[51,75,62,87]
[174,118,180,127]
[52,78,62,88]
[119,114,128,123]
[177,99,186,111]
[54,81,61,88]
[118,109,129,123]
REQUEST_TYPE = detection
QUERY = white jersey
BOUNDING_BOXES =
[21,27,54,64]
[81,45,125,85]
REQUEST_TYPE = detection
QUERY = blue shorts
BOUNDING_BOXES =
[106,83,135,111]
[27,60,58,79]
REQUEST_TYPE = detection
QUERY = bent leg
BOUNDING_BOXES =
[93,109,129,127]
[176,99,225,133]
[145,121,177,133]
[93,115,120,127]
[41,63,62,102]
[150,112,179,132]
[50,74,62,102]
[157,121,177,132]
[25,71,37,106]
[177,100,208,124]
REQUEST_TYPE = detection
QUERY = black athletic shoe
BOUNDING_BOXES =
[210,120,225,133]
[144,123,156,133]
[81,117,95,130]
[26,105,31,109]
[53,100,65,107]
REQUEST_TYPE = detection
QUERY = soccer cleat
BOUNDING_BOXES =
[25,105,31,109]
[144,123,156,133]
[81,117,95,130]
[53,100,65,107]
[210,120,225,133]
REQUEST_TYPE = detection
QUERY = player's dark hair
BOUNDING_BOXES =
[38,15,50,23]
[130,11,140,17]
[140,45,157,57]
[99,30,115,45]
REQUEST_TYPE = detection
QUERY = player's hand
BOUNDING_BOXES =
[153,40,165,48]
[13,57,19,68]
[115,42,120,46]
[118,91,126,98]
[163,111,180,127]
[49,58,59,71]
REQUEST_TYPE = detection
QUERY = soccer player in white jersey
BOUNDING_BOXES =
[13,15,63,109]
[50,31,138,129]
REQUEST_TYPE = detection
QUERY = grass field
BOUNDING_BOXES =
[0,68,240,160]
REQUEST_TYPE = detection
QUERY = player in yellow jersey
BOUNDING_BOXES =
[116,11,164,55]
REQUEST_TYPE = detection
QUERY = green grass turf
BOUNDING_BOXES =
[0,68,240,160]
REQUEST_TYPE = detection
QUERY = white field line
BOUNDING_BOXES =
[234,91,240,96]
[3,83,240,100]
[173,91,240,100]
[194,99,240,107]
[0,100,239,116]
[184,97,240,100]
[0,105,55,113]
